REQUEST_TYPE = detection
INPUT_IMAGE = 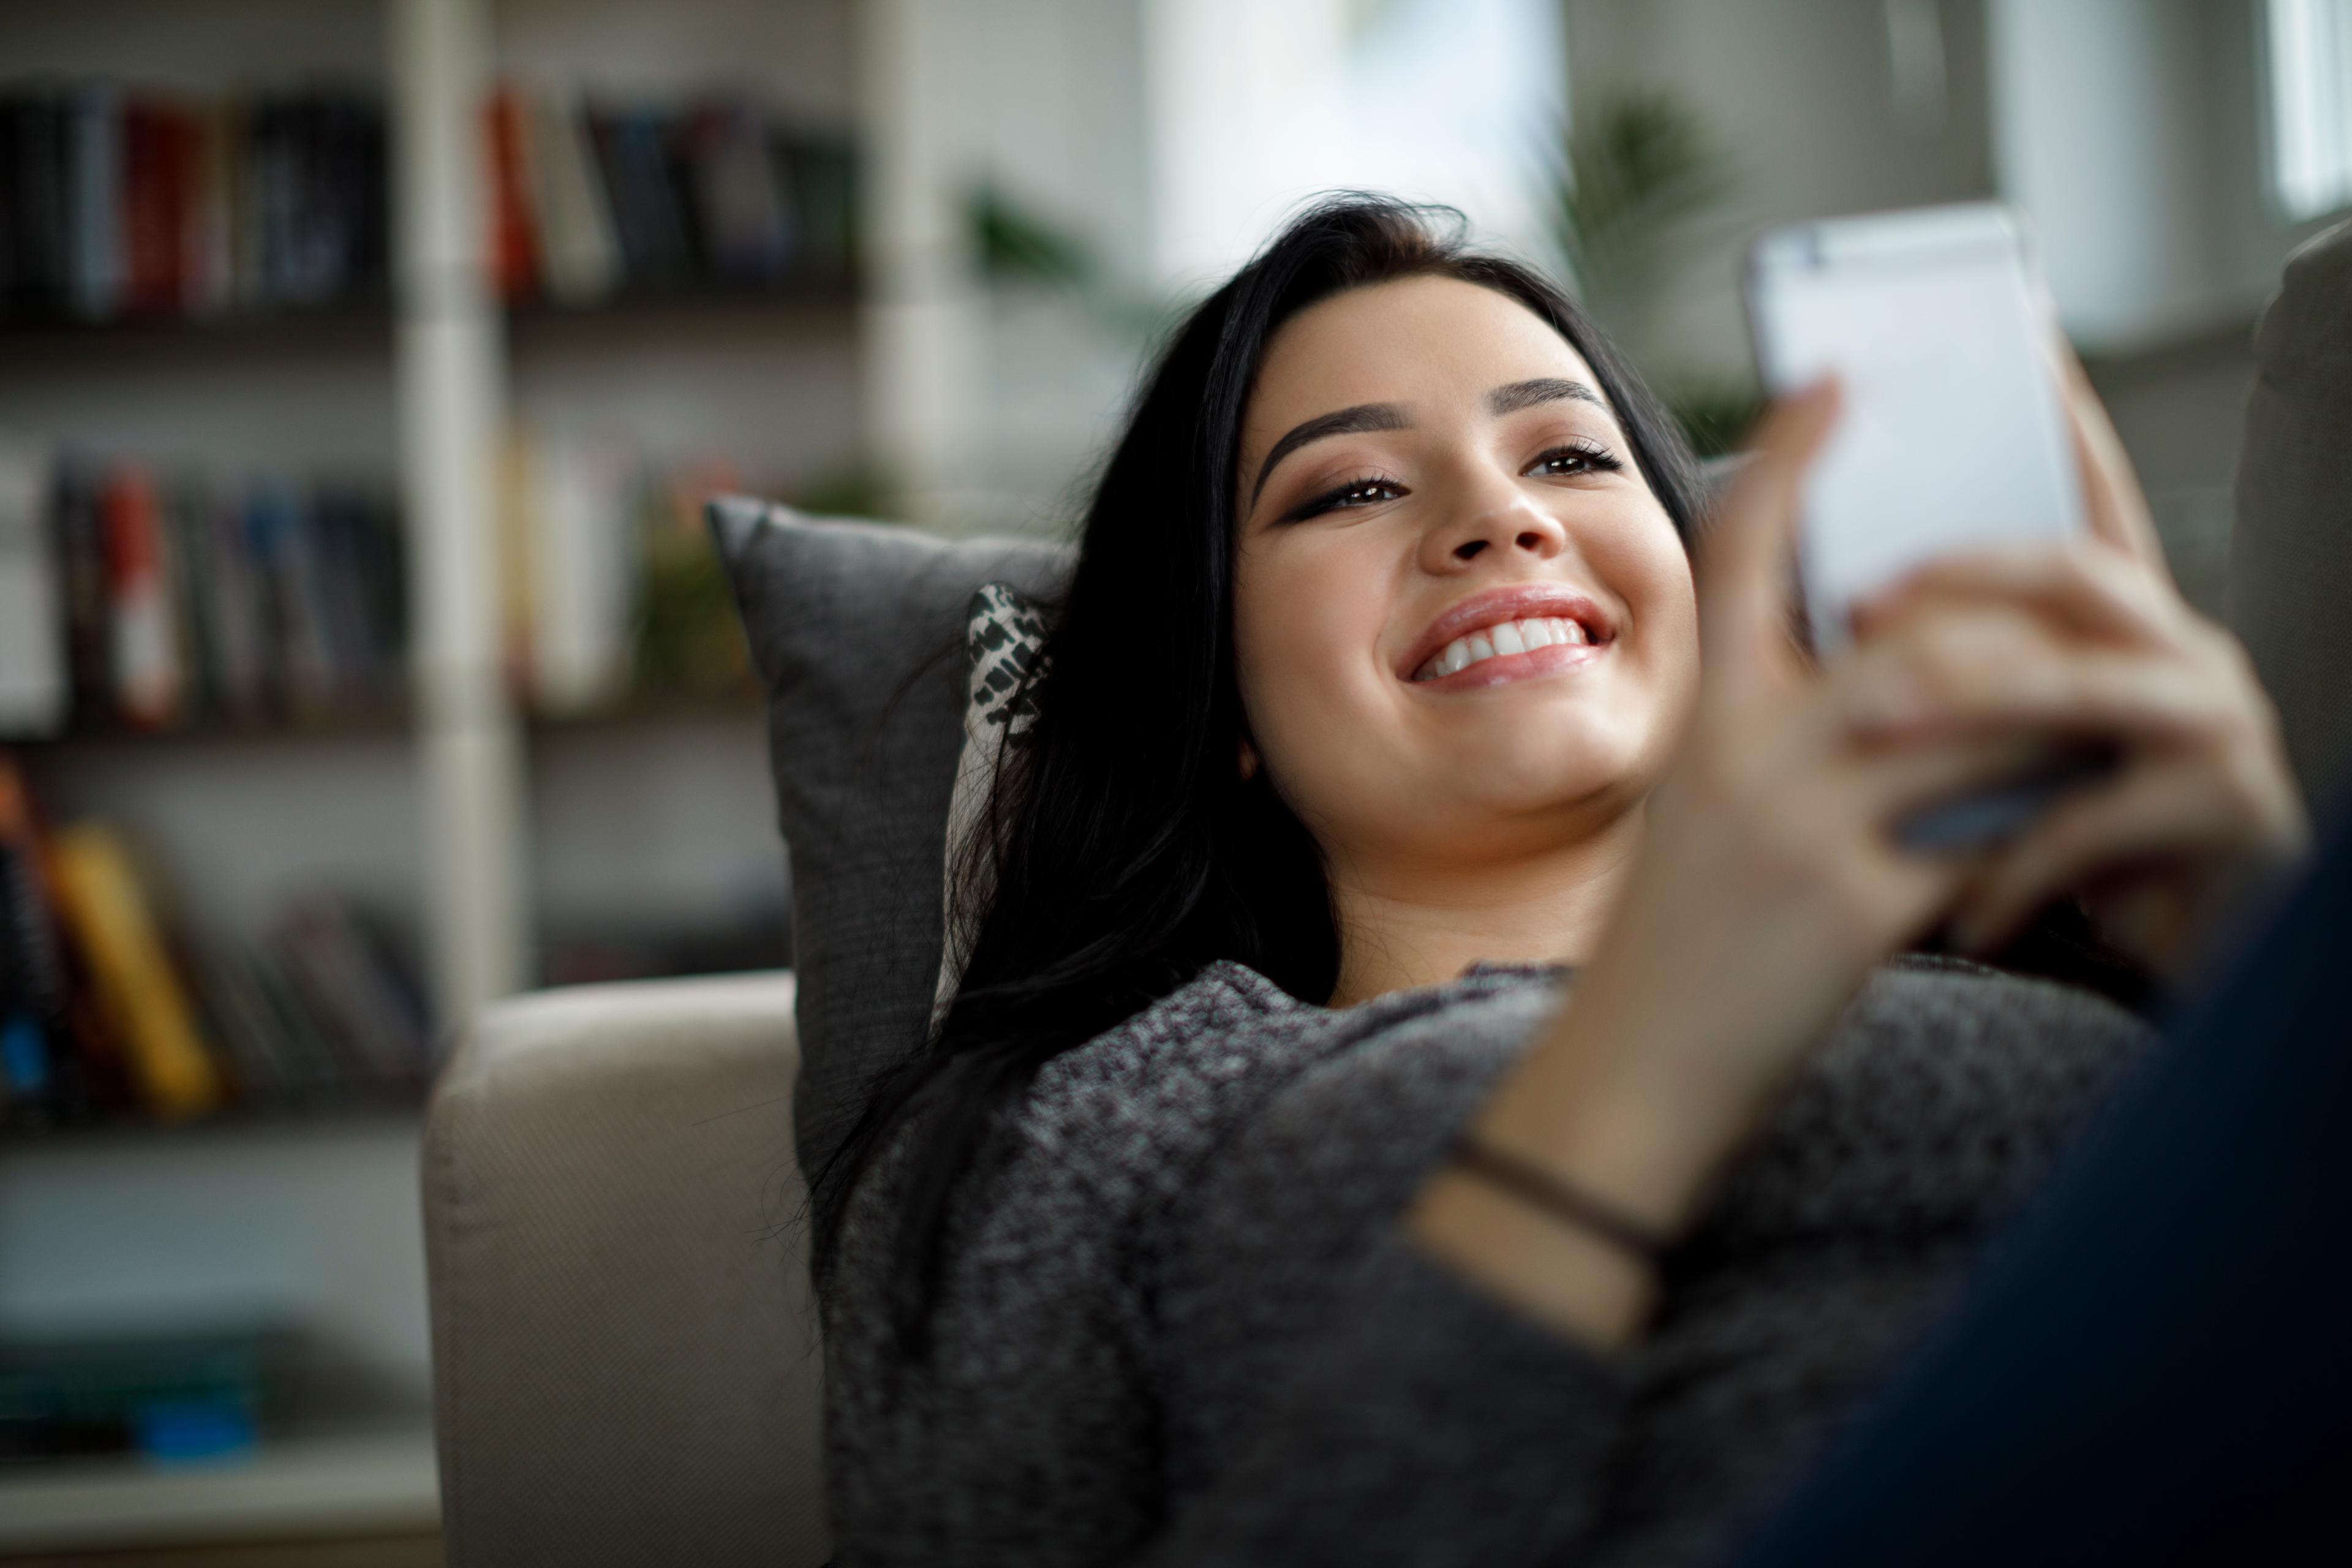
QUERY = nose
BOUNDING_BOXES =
[1416,474,1569,575]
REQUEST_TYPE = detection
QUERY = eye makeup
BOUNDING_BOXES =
[1523,439,1624,479]
[1280,471,1409,524]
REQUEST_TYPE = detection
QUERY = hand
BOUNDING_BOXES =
[1841,355,2310,981]
[1408,377,2079,1348]
[1480,380,2056,1199]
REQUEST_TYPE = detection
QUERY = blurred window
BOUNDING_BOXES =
[2270,0,2352,217]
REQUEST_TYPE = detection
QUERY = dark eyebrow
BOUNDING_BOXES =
[1249,402,1411,507]
[1487,377,1607,417]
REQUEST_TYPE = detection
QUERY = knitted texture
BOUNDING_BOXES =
[821,954,2150,1567]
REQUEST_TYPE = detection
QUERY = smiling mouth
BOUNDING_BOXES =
[1412,616,1604,682]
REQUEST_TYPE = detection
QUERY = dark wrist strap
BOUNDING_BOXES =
[1446,1131,1672,1264]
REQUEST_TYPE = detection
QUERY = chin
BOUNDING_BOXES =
[1442,731,1654,818]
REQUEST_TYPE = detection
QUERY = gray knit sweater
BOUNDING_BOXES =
[821,954,2150,1567]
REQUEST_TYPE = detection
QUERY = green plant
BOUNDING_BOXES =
[1550,91,1760,457]
[1549,90,1738,333]
[1667,383,1768,461]
[965,183,1098,292]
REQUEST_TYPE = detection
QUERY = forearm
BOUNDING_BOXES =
[1401,867,1854,1348]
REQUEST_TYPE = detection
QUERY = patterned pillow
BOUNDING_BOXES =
[934,582,1050,1013]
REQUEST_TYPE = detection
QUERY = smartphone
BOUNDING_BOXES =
[1743,202,2086,646]
[1743,203,2109,850]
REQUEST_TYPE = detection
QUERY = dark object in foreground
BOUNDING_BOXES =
[1728,804,2352,1565]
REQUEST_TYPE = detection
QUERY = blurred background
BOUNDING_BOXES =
[0,0,2343,1559]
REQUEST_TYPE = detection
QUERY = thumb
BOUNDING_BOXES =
[1695,377,1841,692]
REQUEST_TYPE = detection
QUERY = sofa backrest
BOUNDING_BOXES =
[2231,217,2352,818]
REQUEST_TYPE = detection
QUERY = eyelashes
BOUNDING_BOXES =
[1283,473,1408,523]
[1278,440,1624,524]
[1528,440,1624,480]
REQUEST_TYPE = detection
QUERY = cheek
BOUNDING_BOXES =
[1602,524,1700,682]
[1232,537,1395,777]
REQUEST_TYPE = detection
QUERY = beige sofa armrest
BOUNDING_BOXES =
[422,972,829,1568]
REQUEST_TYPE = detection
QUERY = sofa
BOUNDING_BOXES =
[420,220,2352,1568]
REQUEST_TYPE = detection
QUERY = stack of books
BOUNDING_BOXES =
[0,755,435,1134]
[0,81,387,325]
[0,440,405,739]
[485,82,858,306]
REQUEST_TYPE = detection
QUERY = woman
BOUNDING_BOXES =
[809,198,2310,1565]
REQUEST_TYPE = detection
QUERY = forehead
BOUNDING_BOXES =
[1245,274,1607,435]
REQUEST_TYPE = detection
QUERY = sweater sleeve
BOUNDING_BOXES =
[1133,1223,1636,1567]
[1127,1011,1639,1567]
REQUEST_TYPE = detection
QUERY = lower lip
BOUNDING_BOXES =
[1409,638,1610,692]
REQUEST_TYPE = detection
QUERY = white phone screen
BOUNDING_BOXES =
[1746,205,2084,650]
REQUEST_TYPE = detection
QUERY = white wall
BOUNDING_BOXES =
[863,0,1569,531]
[1988,0,2307,351]
[1558,0,1994,385]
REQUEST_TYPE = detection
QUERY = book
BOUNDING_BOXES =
[484,85,542,304]
[97,464,182,728]
[2,94,73,318]
[0,758,63,1118]
[186,97,235,317]
[587,101,698,292]
[0,437,67,736]
[527,86,621,306]
[502,431,638,714]
[44,820,224,1121]
[684,99,794,285]
[67,83,123,320]
[119,94,194,318]
[275,892,430,1085]
[29,454,407,731]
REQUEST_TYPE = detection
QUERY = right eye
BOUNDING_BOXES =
[1287,475,1408,522]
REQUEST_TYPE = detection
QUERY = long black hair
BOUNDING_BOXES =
[802,196,1708,1362]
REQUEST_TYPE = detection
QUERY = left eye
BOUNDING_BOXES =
[1528,444,1620,477]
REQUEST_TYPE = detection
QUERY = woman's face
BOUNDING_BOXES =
[1232,275,1700,873]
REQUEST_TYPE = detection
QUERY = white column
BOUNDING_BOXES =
[388,0,529,1022]
[855,0,984,530]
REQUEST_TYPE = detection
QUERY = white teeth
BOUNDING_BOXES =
[1416,616,1602,680]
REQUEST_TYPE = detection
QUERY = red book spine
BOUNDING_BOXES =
[119,98,193,317]
[484,86,541,303]
[98,466,182,729]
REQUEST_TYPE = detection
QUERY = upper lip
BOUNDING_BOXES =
[1396,582,1616,680]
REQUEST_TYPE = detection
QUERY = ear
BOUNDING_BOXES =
[1238,735,1260,782]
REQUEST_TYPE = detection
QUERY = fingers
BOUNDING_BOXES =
[1834,588,2250,753]
[1945,761,2249,953]
[1841,731,2063,840]
[1850,539,2186,654]
[2051,342,2171,576]
[1696,379,1841,693]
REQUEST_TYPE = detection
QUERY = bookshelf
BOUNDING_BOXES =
[0,0,912,1548]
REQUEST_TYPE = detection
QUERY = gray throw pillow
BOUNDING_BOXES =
[705,496,1070,1184]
